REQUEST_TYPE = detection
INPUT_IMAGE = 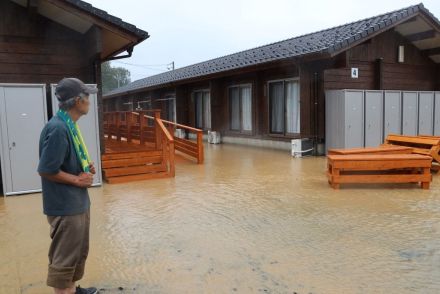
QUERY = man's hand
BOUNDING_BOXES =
[76,172,94,188]
[88,162,96,175]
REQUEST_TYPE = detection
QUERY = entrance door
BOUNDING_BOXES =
[51,84,102,186]
[0,84,47,195]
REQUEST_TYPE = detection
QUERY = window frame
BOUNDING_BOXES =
[227,83,253,134]
[267,77,300,137]
[192,89,211,130]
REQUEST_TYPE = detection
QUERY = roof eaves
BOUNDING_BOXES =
[328,4,422,57]
[64,0,149,40]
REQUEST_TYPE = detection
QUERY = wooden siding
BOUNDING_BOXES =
[103,28,439,145]
[324,29,437,91]
[0,1,101,84]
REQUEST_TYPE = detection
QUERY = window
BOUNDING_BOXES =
[268,79,300,134]
[193,90,211,129]
[229,84,252,132]
[164,96,176,122]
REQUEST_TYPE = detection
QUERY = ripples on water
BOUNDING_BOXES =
[0,144,440,293]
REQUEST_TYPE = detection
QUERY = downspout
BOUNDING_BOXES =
[313,71,319,155]
[102,46,134,62]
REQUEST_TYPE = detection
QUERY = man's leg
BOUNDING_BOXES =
[73,210,90,282]
[47,213,86,292]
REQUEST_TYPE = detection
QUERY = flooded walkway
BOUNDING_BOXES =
[1,144,440,294]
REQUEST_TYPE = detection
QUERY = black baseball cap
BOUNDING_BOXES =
[55,78,98,101]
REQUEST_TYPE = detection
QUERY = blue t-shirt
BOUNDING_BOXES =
[38,115,90,216]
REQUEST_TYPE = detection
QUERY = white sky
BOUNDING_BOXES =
[86,0,440,81]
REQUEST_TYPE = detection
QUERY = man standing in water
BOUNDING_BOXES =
[38,78,98,294]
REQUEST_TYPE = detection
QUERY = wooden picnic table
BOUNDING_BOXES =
[328,145,413,155]
[327,154,432,189]
[383,134,440,169]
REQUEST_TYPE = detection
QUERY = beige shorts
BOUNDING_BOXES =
[46,210,90,289]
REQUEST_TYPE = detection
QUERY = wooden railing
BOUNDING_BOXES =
[103,110,204,164]
[155,116,175,177]
[161,119,204,164]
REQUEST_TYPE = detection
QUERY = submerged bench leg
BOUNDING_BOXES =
[331,168,340,189]
[421,167,430,189]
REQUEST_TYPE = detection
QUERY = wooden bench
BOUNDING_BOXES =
[327,154,432,189]
[383,134,440,171]
[328,145,413,155]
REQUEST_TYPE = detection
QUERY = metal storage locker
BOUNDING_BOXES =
[402,92,418,136]
[418,92,434,135]
[344,90,364,148]
[384,91,401,138]
[325,90,340,151]
[51,84,102,186]
[365,90,383,147]
[0,84,47,196]
[435,92,440,136]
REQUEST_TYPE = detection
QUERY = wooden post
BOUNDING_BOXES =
[115,112,121,141]
[127,112,132,143]
[154,110,161,150]
[197,131,204,164]
[168,140,175,176]
[332,168,340,189]
[139,111,145,145]
[422,167,430,189]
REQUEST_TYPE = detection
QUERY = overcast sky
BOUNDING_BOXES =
[86,0,440,81]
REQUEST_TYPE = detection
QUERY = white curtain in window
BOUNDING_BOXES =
[203,91,211,129]
[230,88,240,130]
[241,86,252,131]
[270,82,284,133]
[195,92,203,129]
[286,81,300,133]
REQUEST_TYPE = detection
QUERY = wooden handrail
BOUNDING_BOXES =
[161,119,203,133]
[103,111,204,165]
[155,117,174,142]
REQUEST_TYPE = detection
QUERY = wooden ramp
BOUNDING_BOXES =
[102,110,204,184]
[102,139,170,184]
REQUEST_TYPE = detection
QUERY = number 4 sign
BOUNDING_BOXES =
[351,68,359,78]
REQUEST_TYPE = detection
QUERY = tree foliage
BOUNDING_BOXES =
[101,62,131,94]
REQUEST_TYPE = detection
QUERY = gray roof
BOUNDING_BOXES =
[66,0,149,40]
[105,3,437,98]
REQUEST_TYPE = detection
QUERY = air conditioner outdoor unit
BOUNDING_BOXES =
[175,128,186,139]
[208,131,221,144]
[291,138,314,158]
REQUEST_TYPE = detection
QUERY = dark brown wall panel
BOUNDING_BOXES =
[0,1,95,84]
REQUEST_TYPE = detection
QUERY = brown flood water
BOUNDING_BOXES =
[1,143,440,294]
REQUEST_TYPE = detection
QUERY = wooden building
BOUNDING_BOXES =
[103,4,440,152]
[1,0,148,110]
[0,0,148,194]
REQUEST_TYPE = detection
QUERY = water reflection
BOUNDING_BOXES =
[0,143,439,293]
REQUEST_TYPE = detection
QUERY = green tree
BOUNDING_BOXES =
[101,62,131,94]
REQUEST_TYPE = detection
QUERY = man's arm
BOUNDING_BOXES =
[39,171,93,188]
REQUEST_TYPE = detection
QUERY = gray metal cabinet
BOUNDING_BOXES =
[325,90,364,151]
[0,84,47,195]
[344,90,364,148]
[402,92,418,136]
[418,92,434,135]
[365,90,383,147]
[51,85,102,186]
[384,91,401,138]
[435,92,440,136]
